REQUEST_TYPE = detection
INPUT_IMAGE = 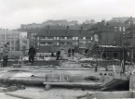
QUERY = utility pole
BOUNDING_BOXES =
[131,22,134,66]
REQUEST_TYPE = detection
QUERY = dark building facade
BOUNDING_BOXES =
[88,21,117,46]
[35,26,92,53]
[88,17,134,47]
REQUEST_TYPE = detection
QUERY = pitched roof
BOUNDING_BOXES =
[108,22,129,27]
[36,29,92,37]
[88,22,114,32]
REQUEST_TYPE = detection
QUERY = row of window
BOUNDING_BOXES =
[0,41,18,45]
[0,47,17,51]
[38,37,91,40]
[114,27,125,32]
[38,41,90,46]
[31,33,37,36]
[0,35,19,39]
[39,42,77,46]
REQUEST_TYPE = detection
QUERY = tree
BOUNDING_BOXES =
[82,19,95,24]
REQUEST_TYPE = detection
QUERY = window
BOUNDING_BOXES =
[123,27,125,32]
[48,37,53,39]
[67,37,72,39]
[83,37,86,40]
[57,42,59,45]
[72,37,75,40]
[40,36,45,39]
[48,42,52,45]
[83,41,86,44]
[34,33,37,35]
[0,48,3,51]
[114,53,118,58]
[38,42,39,46]
[12,41,14,44]
[60,37,65,39]
[23,41,27,44]
[91,37,93,40]
[40,42,45,44]
[54,37,56,40]
[80,37,83,39]
[76,37,78,40]
[57,37,59,40]
[88,41,91,43]
[45,43,49,45]
[64,42,67,45]
[119,27,121,31]
[60,42,64,45]
[67,42,71,45]
[37,37,39,40]
[65,37,67,40]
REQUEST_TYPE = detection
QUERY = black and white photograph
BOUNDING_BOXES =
[0,0,135,98]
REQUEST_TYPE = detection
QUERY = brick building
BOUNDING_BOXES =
[88,21,118,46]
[88,17,134,47]
[35,26,92,53]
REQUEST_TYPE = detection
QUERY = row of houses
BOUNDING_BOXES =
[34,26,91,52]
[17,17,135,53]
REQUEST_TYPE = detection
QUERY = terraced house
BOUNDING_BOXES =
[35,26,92,53]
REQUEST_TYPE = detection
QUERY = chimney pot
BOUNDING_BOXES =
[47,25,50,33]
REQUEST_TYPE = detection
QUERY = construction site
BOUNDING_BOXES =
[0,0,135,98]
[0,44,135,99]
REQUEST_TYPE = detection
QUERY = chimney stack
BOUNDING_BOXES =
[47,25,50,33]
[67,26,69,34]
[81,26,83,34]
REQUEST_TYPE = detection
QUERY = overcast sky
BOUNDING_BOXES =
[0,0,134,29]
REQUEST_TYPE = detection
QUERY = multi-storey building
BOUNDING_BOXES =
[88,17,134,46]
[35,26,92,53]
[0,30,29,54]
[110,17,135,23]
[88,21,117,45]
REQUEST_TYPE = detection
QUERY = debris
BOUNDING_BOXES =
[84,76,100,81]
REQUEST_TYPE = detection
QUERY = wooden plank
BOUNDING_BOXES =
[43,81,101,86]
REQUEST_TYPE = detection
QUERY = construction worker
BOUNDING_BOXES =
[72,48,75,56]
[28,45,36,64]
[51,52,54,57]
[85,49,88,55]
[68,48,71,57]
[2,42,10,67]
[56,51,61,60]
